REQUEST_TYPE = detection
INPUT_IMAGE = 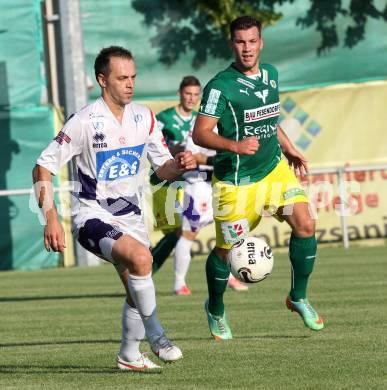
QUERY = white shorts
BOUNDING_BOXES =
[181,180,213,232]
[73,208,150,262]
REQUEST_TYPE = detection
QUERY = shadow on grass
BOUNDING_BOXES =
[233,335,310,340]
[0,293,123,302]
[0,339,118,348]
[0,364,163,375]
[0,333,310,349]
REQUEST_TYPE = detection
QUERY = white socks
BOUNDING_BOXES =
[118,301,145,361]
[174,236,193,290]
[127,273,165,346]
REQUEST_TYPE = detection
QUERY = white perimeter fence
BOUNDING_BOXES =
[1,163,387,250]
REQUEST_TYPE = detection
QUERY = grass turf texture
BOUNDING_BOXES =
[0,246,386,389]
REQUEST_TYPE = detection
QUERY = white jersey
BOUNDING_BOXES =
[37,97,172,224]
[183,129,216,183]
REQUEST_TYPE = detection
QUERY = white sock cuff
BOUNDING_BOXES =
[128,272,152,281]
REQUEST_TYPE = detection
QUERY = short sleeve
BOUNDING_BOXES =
[36,114,84,175]
[147,111,173,171]
[199,79,228,118]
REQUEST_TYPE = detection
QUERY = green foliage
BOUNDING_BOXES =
[0,245,386,389]
[297,0,387,54]
[132,0,387,67]
[195,0,282,36]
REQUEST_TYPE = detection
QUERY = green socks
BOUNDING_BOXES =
[152,231,179,273]
[206,249,230,316]
[289,234,317,301]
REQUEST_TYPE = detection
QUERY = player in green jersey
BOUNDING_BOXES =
[151,76,248,294]
[192,15,324,339]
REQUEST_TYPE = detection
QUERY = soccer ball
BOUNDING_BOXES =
[227,237,273,283]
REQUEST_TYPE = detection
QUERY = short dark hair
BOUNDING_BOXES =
[179,75,201,91]
[94,46,133,81]
[230,15,262,40]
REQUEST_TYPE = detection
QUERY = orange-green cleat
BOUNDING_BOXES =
[286,296,324,331]
[204,300,233,340]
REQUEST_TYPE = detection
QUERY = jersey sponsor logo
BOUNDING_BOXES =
[221,218,249,244]
[270,79,277,89]
[239,88,250,96]
[93,142,108,148]
[236,78,255,89]
[93,132,106,142]
[93,132,107,148]
[96,144,144,181]
[134,114,143,123]
[243,124,277,139]
[254,89,269,104]
[244,102,280,123]
[54,131,71,145]
[204,88,221,115]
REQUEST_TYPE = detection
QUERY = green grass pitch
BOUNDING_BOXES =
[0,245,386,389]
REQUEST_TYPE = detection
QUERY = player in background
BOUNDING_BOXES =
[176,129,249,294]
[151,76,248,294]
[150,76,201,288]
[193,16,324,340]
[33,46,196,369]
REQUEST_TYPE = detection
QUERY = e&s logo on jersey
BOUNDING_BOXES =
[96,144,144,181]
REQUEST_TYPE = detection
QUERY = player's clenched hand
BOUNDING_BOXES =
[44,218,66,252]
[175,151,197,171]
[234,136,259,155]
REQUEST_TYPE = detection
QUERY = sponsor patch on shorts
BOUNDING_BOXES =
[220,218,250,244]
[283,188,306,200]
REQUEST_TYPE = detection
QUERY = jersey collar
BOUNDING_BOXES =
[229,63,262,82]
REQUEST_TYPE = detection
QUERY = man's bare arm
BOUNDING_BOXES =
[277,124,308,179]
[192,114,259,155]
[155,151,197,181]
[32,164,66,252]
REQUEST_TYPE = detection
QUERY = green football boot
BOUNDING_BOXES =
[204,300,233,340]
[286,296,324,331]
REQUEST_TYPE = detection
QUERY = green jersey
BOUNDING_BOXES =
[150,107,197,185]
[199,63,281,184]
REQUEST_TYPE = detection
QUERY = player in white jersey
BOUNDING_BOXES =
[174,129,248,293]
[32,46,196,370]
